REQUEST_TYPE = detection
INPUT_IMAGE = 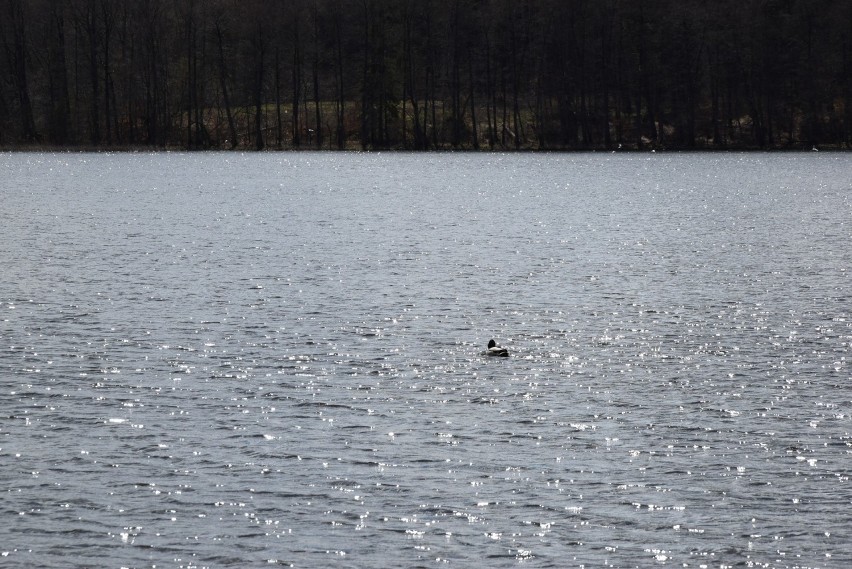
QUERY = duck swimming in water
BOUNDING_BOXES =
[483,339,509,357]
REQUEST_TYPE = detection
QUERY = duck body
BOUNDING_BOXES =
[483,339,509,357]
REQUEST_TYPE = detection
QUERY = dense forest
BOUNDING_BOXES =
[2,0,851,151]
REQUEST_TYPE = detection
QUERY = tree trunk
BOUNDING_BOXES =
[468,46,478,150]
[275,47,282,149]
[292,14,302,148]
[48,1,71,145]
[85,1,100,145]
[312,4,323,149]
[334,11,345,149]
[253,23,265,151]
[214,20,238,149]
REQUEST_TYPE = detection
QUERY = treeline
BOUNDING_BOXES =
[2,0,851,151]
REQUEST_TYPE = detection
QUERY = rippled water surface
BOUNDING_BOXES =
[1,151,851,568]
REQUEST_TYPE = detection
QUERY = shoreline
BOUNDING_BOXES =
[2,143,849,154]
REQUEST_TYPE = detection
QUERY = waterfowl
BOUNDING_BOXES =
[484,339,509,357]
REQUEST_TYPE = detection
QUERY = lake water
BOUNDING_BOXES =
[1,151,850,568]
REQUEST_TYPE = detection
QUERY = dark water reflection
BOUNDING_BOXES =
[1,151,850,568]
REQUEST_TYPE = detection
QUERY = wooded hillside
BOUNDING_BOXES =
[2,0,851,150]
